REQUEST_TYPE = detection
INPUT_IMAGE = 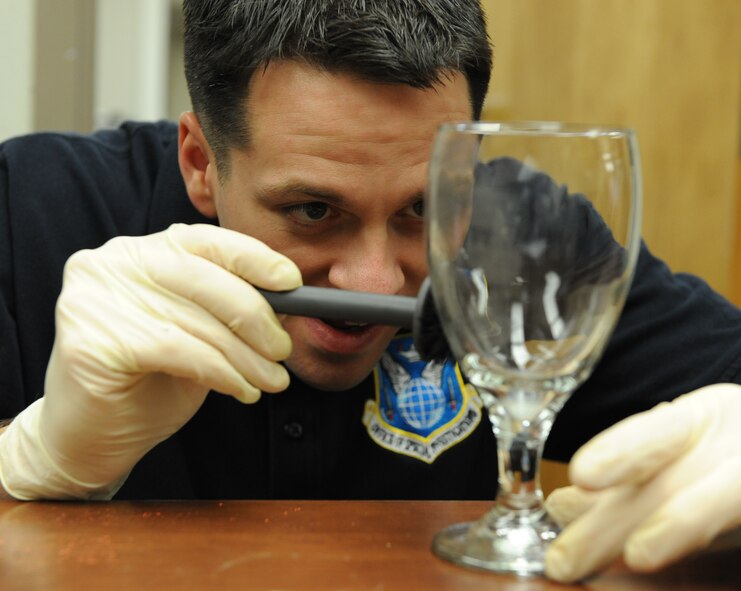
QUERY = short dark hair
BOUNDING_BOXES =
[183,0,492,169]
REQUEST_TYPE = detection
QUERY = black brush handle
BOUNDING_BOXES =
[257,286,417,327]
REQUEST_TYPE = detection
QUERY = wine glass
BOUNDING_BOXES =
[426,121,642,576]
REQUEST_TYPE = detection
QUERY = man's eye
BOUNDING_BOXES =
[411,199,425,217]
[284,202,331,222]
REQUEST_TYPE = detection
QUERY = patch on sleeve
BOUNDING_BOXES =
[362,335,482,463]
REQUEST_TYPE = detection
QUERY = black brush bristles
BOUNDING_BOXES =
[412,277,452,362]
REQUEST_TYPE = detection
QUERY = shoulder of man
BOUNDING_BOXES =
[1,120,177,188]
[1,120,199,235]
[0,121,185,414]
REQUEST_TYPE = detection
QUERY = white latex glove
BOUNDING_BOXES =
[544,383,741,582]
[0,223,301,500]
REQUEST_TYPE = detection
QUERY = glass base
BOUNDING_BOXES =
[431,506,560,577]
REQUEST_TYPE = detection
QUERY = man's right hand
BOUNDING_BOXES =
[0,223,301,500]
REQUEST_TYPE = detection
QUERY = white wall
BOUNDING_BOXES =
[1,0,185,140]
[94,0,172,128]
[0,1,37,140]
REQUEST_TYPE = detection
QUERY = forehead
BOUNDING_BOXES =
[244,60,472,162]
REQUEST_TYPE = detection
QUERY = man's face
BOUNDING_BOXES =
[191,61,471,391]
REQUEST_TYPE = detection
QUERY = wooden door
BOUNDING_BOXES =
[481,0,741,303]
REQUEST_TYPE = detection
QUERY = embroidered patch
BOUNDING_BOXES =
[362,335,482,463]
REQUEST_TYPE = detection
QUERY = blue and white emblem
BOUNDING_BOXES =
[362,335,482,463]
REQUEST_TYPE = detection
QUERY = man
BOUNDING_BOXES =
[0,0,739,583]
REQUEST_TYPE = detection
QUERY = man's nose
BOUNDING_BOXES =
[327,229,405,295]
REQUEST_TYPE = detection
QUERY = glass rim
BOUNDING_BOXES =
[439,120,636,138]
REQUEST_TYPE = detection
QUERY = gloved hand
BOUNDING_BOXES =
[0,223,301,500]
[544,383,741,582]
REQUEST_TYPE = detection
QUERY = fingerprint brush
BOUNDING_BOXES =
[256,278,450,361]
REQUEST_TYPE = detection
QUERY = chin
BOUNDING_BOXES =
[285,356,376,392]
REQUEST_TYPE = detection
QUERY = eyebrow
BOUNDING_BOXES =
[254,182,347,206]
[255,181,426,208]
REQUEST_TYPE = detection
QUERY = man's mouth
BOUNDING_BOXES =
[300,317,388,355]
[320,319,373,333]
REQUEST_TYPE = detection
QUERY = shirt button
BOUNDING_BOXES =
[283,421,304,440]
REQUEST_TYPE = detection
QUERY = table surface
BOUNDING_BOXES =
[0,500,738,591]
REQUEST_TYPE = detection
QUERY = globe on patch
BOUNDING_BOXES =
[397,378,446,430]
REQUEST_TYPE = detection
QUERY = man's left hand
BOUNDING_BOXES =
[544,383,741,582]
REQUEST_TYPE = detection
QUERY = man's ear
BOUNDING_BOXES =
[178,111,218,218]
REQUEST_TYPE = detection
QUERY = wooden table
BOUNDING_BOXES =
[0,500,738,590]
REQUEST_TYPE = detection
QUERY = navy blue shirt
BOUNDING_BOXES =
[1,122,740,500]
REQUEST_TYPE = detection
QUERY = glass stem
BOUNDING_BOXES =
[488,402,556,515]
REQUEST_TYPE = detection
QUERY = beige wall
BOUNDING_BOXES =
[0,0,96,140]
[94,0,172,128]
[0,0,174,138]
[736,159,741,305]
[0,1,37,140]
[34,0,96,134]
[482,0,741,303]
